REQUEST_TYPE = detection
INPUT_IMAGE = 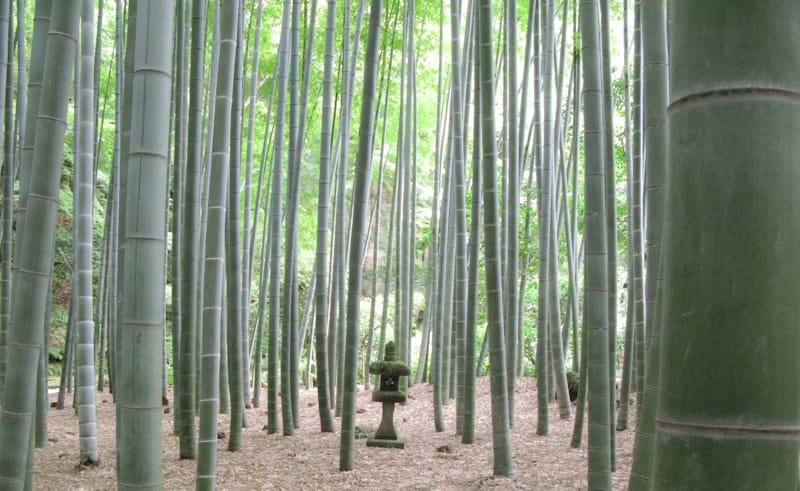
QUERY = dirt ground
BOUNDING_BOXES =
[36,377,634,490]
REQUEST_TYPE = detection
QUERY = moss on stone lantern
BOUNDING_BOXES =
[366,341,410,449]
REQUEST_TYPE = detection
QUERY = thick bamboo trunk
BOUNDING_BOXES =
[339,0,381,470]
[0,2,78,487]
[579,0,611,487]
[652,2,800,488]
[195,0,238,488]
[75,0,100,465]
[476,0,513,475]
[117,1,174,488]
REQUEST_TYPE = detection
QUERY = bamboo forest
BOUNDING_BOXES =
[0,0,794,489]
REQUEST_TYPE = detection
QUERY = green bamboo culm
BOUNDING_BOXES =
[240,0,265,412]
[461,27,481,444]
[179,0,208,460]
[14,0,27,160]
[117,1,175,489]
[0,2,79,488]
[476,0,513,476]
[578,0,611,488]
[630,0,645,418]
[397,0,414,400]
[429,0,446,429]
[533,0,549,437]
[615,0,633,433]
[75,0,100,467]
[640,0,666,355]
[12,0,51,257]
[107,0,122,402]
[267,0,291,435]
[448,0,468,438]
[432,95,452,432]
[6,0,51,422]
[514,0,536,385]
[569,291,589,448]
[224,0,245,449]
[219,289,229,415]
[115,10,137,483]
[312,0,336,433]
[194,0,219,414]
[598,0,618,467]
[339,0,381,471]
[285,0,319,428]
[627,0,668,486]
[0,0,11,401]
[281,0,300,435]
[330,0,351,416]
[196,0,239,488]
[170,0,187,438]
[542,0,571,422]
[367,0,399,392]
[503,0,520,428]
[652,1,800,488]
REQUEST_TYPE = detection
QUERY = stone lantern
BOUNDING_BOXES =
[366,341,410,449]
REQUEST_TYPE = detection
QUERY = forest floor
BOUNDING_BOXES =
[38,377,634,490]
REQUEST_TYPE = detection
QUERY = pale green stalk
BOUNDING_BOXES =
[477,0,513,474]
[579,0,611,487]
[0,3,78,488]
[195,0,238,488]
[75,0,99,466]
[339,0,381,470]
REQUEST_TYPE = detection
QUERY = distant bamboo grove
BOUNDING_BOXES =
[0,0,796,489]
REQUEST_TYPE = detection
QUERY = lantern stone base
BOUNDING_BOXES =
[366,436,405,449]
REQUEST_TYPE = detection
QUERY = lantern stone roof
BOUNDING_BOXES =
[368,341,411,377]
